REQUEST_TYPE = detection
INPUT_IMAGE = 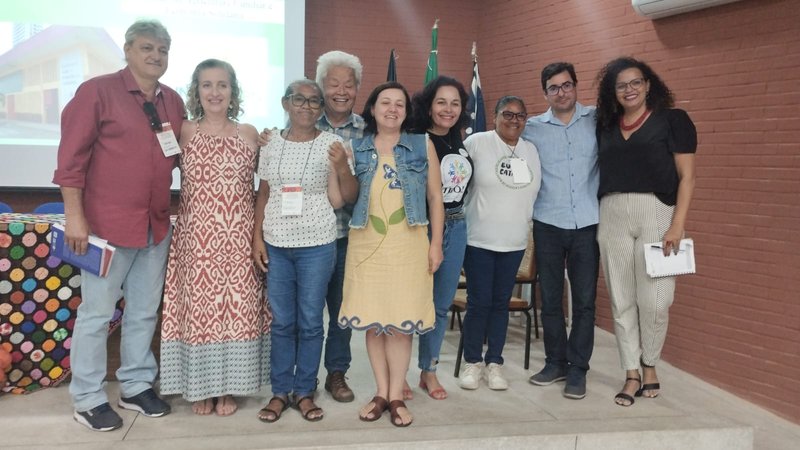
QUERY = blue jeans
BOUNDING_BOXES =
[462,245,524,365]
[323,237,351,374]
[533,220,599,375]
[70,227,171,411]
[419,216,467,372]
[267,242,335,398]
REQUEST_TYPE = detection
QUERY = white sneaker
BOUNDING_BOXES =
[484,363,509,390]
[459,362,484,390]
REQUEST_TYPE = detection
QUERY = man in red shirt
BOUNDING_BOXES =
[53,19,185,432]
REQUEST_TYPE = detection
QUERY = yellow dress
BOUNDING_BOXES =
[339,154,435,335]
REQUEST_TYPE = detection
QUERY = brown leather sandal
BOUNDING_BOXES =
[293,395,324,422]
[388,399,412,427]
[257,396,288,423]
[359,396,388,422]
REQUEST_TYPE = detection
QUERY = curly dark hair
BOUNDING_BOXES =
[595,57,674,131]
[410,75,469,138]
[361,81,413,134]
[186,59,243,120]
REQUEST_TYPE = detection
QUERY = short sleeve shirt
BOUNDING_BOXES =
[257,130,343,247]
[598,108,697,205]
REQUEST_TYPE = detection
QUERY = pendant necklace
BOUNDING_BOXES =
[432,133,452,150]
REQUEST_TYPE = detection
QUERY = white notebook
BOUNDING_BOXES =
[643,238,696,278]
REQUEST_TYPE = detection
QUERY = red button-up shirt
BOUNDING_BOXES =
[53,67,185,248]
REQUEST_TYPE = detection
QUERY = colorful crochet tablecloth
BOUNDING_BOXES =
[0,213,123,394]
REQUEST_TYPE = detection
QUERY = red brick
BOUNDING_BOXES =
[302,0,800,423]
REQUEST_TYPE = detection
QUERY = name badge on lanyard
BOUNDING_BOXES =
[156,122,181,157]
[509,158,531,184]
[281,184,303,216]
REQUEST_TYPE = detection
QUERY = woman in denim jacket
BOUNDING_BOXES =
[338,82,444,427]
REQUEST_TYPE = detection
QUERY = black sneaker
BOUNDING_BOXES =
[118,388,171,417]
[529,365,567,386]
[74,402,123,432]
[563,373,587,399]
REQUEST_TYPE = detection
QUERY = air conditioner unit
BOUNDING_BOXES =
[632,0,744,19]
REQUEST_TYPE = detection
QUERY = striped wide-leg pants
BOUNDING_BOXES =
[597,193,676,370]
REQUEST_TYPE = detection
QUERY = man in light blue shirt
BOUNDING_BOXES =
[521,62,599,400]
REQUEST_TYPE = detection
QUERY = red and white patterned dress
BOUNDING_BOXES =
[160,123,271,401]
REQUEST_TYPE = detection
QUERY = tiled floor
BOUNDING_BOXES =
[2,320,798,449]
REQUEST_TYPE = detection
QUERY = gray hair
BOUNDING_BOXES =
[124,19,171,48]
[315,51,363,88]
[284,79,323,99]
[494,95,526,115]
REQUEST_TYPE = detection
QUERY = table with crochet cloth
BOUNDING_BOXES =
[0,213,123,394]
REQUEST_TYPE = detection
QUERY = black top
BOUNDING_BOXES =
[597,108,697,206]
[428,132,474,211]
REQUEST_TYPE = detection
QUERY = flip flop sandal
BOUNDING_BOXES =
[388,400,413,427]
[258,396,288,423]
[294,395,324,422]
[359,396,388,422]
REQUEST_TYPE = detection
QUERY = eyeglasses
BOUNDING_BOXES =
[287,94,323,109]
[545,81,575,96]
[143,101,162,132]
[500,111,527,122]
[615,78,646,93]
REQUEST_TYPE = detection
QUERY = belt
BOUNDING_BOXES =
[445,208,465,220]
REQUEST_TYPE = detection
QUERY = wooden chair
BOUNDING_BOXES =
[452,237,538,376]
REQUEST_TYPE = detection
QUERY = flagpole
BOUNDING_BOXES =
[466,41,486,137]
[424,19,440,85]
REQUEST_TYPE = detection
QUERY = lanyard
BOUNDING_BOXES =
[277,128,317,187]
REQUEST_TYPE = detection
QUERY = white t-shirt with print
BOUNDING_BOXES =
[463,130,541,252]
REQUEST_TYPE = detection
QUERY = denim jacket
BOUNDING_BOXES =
[349,132,429,228]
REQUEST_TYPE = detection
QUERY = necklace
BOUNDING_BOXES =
[431,132,452,150]
[619,109,651,131]
[495,131,518,157]
[277,127,317,187]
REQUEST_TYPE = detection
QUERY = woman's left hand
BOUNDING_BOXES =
[661,226,684,256]
[257,127,276,147]
[428,243,443,274]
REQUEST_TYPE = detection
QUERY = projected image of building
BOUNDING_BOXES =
[0,24,123,138]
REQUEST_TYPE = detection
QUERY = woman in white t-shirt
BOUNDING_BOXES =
[459,96,541,391]
[252,79,356,423]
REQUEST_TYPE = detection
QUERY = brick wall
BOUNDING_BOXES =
[306,0,800,422]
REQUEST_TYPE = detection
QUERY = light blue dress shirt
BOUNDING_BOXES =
[521,102,599,229]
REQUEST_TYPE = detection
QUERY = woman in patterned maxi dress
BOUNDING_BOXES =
[160,59,270,416]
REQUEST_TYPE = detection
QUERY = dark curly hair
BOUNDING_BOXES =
[186,59,243,120]
[595,57,674,131]
[361,81,413,134]
[410,75,469,138]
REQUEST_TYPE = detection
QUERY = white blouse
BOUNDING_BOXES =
[257,130,342,248]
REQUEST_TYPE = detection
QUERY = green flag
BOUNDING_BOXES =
[424,19,439,85]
